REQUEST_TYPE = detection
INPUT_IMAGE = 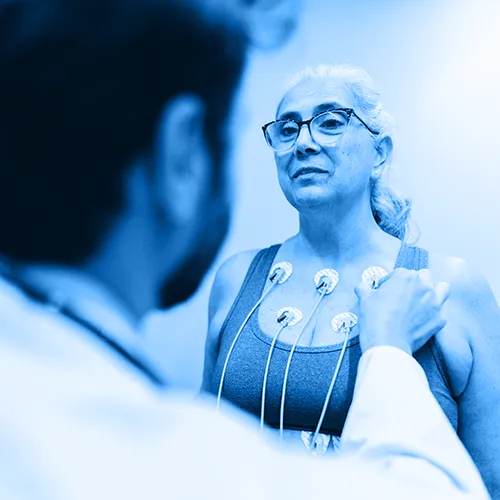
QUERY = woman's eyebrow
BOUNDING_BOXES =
[278,101,345,121]
[277,110,301,121]
[313,102,344,114]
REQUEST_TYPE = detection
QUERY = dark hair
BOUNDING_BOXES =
[0,0,246,263]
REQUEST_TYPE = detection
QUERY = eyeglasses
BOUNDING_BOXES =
[262,108,379,153]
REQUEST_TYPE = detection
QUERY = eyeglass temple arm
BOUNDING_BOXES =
[351,110,380,135]
[262,109,379,135]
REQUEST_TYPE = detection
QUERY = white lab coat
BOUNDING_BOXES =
[0,276,489,499]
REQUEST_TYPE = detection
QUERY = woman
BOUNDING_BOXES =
[202,65,500,495]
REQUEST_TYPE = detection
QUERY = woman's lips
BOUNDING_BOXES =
[292,166,328,178]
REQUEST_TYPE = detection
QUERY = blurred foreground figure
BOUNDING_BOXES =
[0,0,490,498]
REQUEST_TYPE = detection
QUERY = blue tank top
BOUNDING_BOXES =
[210,243,458,434]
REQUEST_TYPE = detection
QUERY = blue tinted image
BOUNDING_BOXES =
[0,1,497,498]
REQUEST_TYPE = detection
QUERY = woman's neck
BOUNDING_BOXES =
[296,198,395,265]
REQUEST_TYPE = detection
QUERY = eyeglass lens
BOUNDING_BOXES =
[265,111,349,152]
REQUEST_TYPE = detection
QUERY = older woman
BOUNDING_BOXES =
[202,65,500,496]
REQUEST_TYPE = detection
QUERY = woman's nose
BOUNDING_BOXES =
[295,124,320,156]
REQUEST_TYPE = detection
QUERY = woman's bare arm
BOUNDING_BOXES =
[431,255,500,498]
[201,249,259,393]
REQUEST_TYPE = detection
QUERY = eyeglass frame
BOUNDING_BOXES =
[261,107,379,152]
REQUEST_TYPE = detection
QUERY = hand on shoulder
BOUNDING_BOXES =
[355,268,450,355]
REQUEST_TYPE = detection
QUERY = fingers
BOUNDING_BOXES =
[355,268,405,299]
[355,268,396,298]
[374,272,391,289]
[434,281,451,306]
[356,268,450,307]
[354,279,372,299]
[358,268,413,294]
[435,316,447,333]
[385,270,449,305]
[417,269,433,287]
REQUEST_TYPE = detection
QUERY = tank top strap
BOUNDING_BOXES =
[394,241,429,271]
[245,244,282,299]
[218,245,281,343]
[395,241,455,396]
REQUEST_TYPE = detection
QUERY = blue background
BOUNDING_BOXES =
[143,0,500,390]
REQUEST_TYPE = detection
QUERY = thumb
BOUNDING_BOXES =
[435,281,451,306]
[354,278,373,300]
[355,270,393,299]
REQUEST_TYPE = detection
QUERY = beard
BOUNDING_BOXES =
[158,196,230,309]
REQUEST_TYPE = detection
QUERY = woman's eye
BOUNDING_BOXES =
[320,119,342,129]
[281,124,297,136]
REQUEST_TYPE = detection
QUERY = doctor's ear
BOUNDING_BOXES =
[153,94,211,228]
[372,135,393,179]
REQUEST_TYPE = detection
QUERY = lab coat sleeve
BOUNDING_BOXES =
[339,346,489,498]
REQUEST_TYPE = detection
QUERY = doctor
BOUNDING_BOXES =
[0,0,490,498]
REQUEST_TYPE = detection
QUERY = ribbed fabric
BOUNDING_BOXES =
[211,242,457,434]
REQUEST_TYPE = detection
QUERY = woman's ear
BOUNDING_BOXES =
[372,135,393,179]
[153,94,211,229]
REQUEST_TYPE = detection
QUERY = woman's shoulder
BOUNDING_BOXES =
[212,243,285,286]
[427,252,498,340]
[208,247,268,321]
[427,252,500,396]
[427,253,493,300]
[213,248,264,287]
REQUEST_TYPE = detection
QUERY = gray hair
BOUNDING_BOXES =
[284,64,411,240]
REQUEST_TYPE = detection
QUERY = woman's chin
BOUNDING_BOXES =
[287,185,333,210]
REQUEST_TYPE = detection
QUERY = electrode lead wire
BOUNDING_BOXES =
[216,264,292,409]
[260,307,302,431]
[279,290,327,438]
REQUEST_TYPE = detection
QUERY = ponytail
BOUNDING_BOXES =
[370,178,411,240]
